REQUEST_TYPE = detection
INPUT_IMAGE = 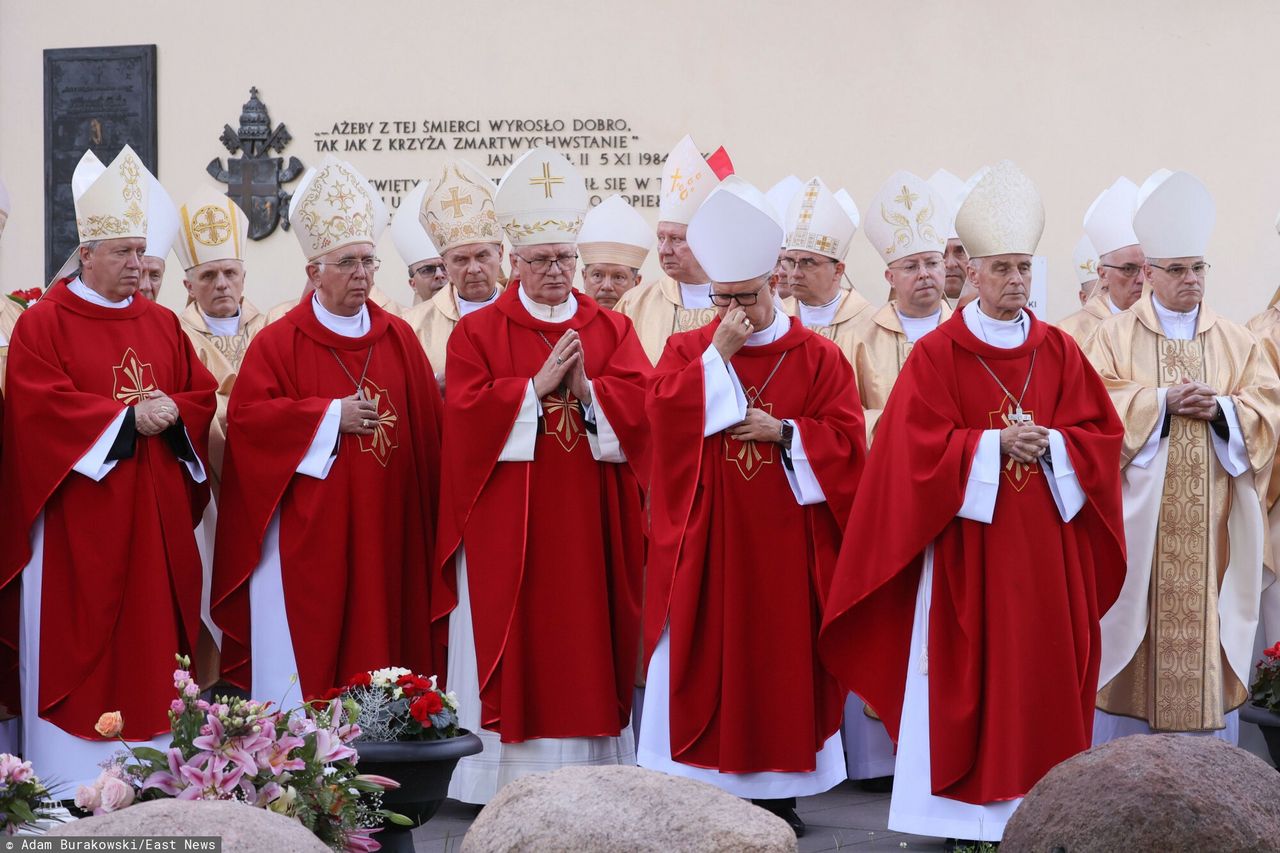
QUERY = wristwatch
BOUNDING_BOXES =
[779,421,794,448]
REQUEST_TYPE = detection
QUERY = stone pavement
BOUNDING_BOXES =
[412,780,949,852]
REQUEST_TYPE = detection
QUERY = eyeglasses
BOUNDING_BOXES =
[412,262,445,277]
[710,283,768,307]
[1148,262,1210,279]
[516,252,578,273]
[778,257,837,273]
[321,256,381,275]
[887,258,944,275]
[1101,263,1143,279]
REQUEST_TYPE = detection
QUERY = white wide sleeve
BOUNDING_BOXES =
[957,429,1001,523]
[176,426,207,484]
[702,345,747,437]
[1130,387,1168,469]
[72,408,129,481]
[782,421,827,505]
[296,399,342,480]
[1210,396,1249,477]
[496,381,541,463]
[1042,429,1085,522]
[584,380,626,463]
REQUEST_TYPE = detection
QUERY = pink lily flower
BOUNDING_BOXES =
[177,756,245,801]
[141,748,189,796]
[312,728,357,765]
[345,827,383,853]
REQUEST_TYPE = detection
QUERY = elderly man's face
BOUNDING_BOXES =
[1146,256,1208,314]
[943,238,970,299]
[184,259,246,319]
[1098,244,1146,310]
[514,242,578,306]
[137,256,166,301]
[656,222,710,284]
[885,251,945,317]
[711,274,777,331]
[583,263,640,309]
[444,243,503,303]
[409,257,448,301]
[309,242,378,317]
[80,237,147,302]
[781,250,842,306]
[968,253,1032,319]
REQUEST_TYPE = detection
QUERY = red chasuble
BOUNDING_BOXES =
[212,300,444,698]
[819,309,1126,804]
[0,280,217,738]
[645,316,865,773]
[434,287,650,743]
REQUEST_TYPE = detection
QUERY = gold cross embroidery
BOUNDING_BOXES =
[894,185,918,210]
[357,380,400,467]
[191,205,231,246]
[724,395,775,480]
[442,187,472,217]
[529,163,564,199]
[541,389,583,452]
[989,403,1039,491]
[112,348,157,406]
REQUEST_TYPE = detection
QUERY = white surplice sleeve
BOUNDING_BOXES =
[1043,429,1085,522]
[296,399,342,480]
[702,345,747,437]
[497,380,541,462]
[782,422,827,505]
[1210,396,1249,476]
[72,408,128,481]
[1130,387,1169,469]
[584,379,626,463]
[957,429,1001,523]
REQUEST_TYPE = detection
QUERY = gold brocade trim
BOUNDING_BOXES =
[211,330,251,371]
[112,347,157,406]
[500,216,584,241]
[541,388,583,453]
[898,338,914,370]
[724,395,775,481]
[356,379,399,467]
[671,306,716,335]
[988,403,1039,490]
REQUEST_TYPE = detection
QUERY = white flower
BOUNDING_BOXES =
[444,692,459,712]
[369,667,411,687]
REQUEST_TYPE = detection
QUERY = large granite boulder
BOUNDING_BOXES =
[48,799,329,852]
[462,765,795,853]
[1002,734,1280,852]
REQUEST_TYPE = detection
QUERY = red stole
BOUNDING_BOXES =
[211,299,444,698]
[645,317,866,772]
[0,280,217,738]
[434,287,650,742]
[819,309,1126,803]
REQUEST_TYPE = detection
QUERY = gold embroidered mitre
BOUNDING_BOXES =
[176,186,248,270]
[288,154,380,260]
[494,147,587,247]
[954,160,1044,258]
[419,160,501,253]
[74,145,149,243]
[863,171,946,264]
[785,177,860,262]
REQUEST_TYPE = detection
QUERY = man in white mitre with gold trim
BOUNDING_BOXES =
[765,176,803,300]
[391,180,447,306]
[615,135,732,364]
[577,195,653,311]
[403,160,505,388]
[778,178,872,358]
[1087,170,1280,746]
[0,178,24,392]
[849,171,953,444]
[1059,178,1147,348]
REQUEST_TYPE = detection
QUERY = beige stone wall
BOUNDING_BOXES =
[2,0,1278,321]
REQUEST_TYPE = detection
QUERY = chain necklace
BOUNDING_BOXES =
[328,346,375,399]
[975,349,1037,424]
[745,352,789,408]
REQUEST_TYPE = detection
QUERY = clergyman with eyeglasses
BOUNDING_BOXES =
[211,154,446,713]
[1059,177,1146,347]
[434,147,652,805]
[640,176,866,837]
[1086,170,1280,747]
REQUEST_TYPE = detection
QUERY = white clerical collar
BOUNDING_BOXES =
[745,307,789,346]
[680,282,713,309]
[1108,296,1123,315]
[69,276,132,309]
[201,309,241,337]
[896,308,943,343]
[457,287,500,318]
[311,293,370,337]
[517,285,578,322]
[1152,294,1199,340]
[964,299,1028,348]
[797,292,843,329]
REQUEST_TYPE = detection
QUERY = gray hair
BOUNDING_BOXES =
[967,256,983,272]
[74,240,101,276]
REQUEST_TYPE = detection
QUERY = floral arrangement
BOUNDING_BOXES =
[76,657,406,852]
[7,288,42,309]
[0,754,57,835]
[1251,641,1280,712]
[323,668,460,743]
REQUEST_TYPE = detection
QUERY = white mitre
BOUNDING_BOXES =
[765,175,803,225]
[142,167,180,263]
[420,159,501,253]
[578,195,654,268]
[1072,234,1099,285]
[863,171,947,264]
[659,135,721,225]
[954,160,1045,258]
[494,147,587,246]
[1083,177,1140,256]
[288,154,380,260]
[0,177,9,240]
[928,167,987,240]
[688,176,784,282]
[54,146,150,281]
[175,186,248,270]
[392,180,440,268]
[784,177,859,261]
[1133,170,1215,259]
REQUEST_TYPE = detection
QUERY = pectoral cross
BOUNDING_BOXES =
[1008,408,1033,425]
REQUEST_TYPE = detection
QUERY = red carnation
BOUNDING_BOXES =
[347,671,373,688]
[1266,642,1280,660]
[409,696,436,726]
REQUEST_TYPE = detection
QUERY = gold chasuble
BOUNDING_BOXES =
[847,300,952,441]
[178,299,267,485]
[1246,302,1280,645]
[1087,293,1280,731]
[0,296,22,392]
[780,289,875,366]
[1057,292,1114,348]
[403,283,503,376]
[615,276,716,365]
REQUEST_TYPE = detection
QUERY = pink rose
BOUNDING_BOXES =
[184,682,200,697]
[170,699,187,714]
[74,783,102,812]
[94,711,124,738]
[99,776,135,812]
[10,760,32,784]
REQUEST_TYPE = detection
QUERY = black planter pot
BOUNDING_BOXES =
[356,732,483,853]
[1240,702,1280,769]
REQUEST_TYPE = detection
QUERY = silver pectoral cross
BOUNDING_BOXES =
[1008,407,1033,425]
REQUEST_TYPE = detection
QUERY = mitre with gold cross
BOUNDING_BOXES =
[288,154,387,261]
[954,160,1045,258]
[494,147,587,247]
[784,177,859,262]
[52,145,151,282]
[174,185,249,271]
[862,170,947,265]
[419,158,501,253]
[659,134,725,225]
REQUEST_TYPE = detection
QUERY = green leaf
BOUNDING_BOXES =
[131,747,168,764]
[11,799,38,823]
